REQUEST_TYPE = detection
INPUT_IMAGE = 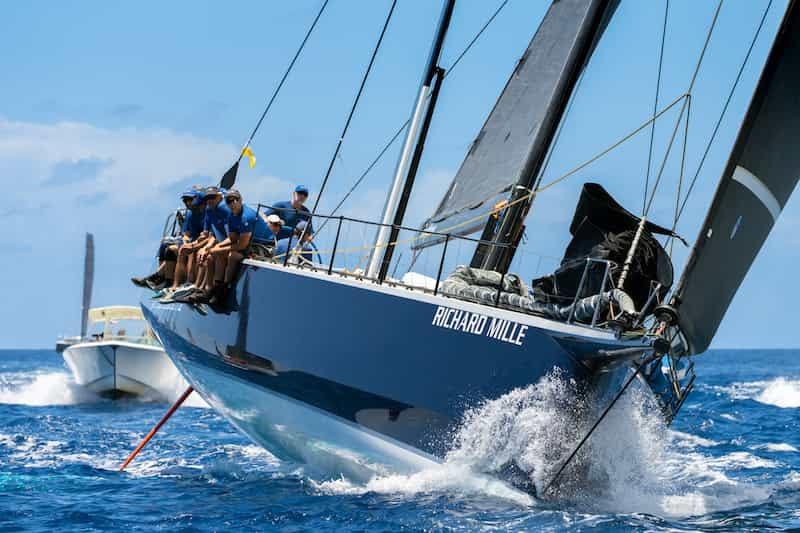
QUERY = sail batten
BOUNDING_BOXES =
[674,0,800,354]
[418,0,616,244]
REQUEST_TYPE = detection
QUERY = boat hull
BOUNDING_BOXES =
[63,341,188,399]
[142,261,638,478]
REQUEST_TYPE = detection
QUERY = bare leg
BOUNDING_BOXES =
[225,251,244,284]
[173,247,191,288]
[186,251,197,284]
[213,251,227,284]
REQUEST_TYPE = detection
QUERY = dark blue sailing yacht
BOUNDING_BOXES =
[142,0,800,491]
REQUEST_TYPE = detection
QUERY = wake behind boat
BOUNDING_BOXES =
[140,0,800,496]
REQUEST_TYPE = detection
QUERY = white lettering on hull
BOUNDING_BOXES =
[432,306,527,346]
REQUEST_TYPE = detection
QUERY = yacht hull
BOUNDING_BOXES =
[142,260,641,479]
[63,341,188,400]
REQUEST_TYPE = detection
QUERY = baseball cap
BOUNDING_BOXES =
[294,185,309,195]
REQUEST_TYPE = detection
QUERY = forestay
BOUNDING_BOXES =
[674,0,800,354]
[417,0,617,245]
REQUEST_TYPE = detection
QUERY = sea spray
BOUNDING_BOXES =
[313,369,776,517]
[0,370,99,406]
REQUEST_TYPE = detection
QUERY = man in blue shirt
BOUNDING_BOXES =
[182,189,257,304]
[132,188,204,289]
[171,189,209,289]
[193,186,230,298]
[261,185,312,232]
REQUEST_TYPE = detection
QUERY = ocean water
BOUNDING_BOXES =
[1,349,798,531]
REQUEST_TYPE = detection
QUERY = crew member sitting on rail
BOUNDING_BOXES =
[132,189,202,290]
[274,220,315,264]
[261,185,312,232]
[190,186,230,303]
[171,189,208,290]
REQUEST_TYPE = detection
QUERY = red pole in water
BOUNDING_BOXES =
[119,386,194,471]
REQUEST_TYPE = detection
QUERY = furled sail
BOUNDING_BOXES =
[673,0,800,354]
[81,232,94,339]
[416,0,617,246]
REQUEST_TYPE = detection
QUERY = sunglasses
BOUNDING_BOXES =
[225,197,241,204]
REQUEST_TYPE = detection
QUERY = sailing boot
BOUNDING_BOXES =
[132,272,163,289]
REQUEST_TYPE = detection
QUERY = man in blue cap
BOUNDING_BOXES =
[260,185,312,233]
[132,188,204,289]
[170,188,209,290]
[192,186,231,296]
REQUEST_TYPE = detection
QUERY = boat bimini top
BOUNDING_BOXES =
[88,306,145,323]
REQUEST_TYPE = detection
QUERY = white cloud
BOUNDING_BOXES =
[0,117,236,208]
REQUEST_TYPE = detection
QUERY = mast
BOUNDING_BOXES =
[81,233,94,339]
[673,0,800,354]
[366,0,455,280]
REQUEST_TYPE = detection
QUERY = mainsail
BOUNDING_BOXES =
[674,0,800,354]
[81,233,94,339]
[417,0,617,249]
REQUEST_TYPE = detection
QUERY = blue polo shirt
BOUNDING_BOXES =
[204,201,231,241]
[262,201,312,231]
[182,208,205,240]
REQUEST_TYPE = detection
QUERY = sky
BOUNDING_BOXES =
[0,0,797,349]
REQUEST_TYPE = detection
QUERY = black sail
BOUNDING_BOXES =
[81,232,94,339]
[674,0,800,354]
[417,0,617,245]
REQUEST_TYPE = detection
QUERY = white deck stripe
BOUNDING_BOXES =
[732,165,781,222]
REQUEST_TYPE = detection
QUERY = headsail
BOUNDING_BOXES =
[674,0,800,354]
[81,233,94,339]
[417,0,618,249]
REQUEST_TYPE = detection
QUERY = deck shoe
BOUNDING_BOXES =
[171,285,197,300]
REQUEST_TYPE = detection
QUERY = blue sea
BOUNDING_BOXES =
[1,349,798,531]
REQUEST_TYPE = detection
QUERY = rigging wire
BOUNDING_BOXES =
[310,0,398,215]
[643,0,670,214]
[673,0,774,226]
[239,0,329,160]
[643,0,723,217]
[318,0,510,225]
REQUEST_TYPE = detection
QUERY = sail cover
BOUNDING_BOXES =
[81,233,94,339]
[674,0,800,354]
[417,0,616,244]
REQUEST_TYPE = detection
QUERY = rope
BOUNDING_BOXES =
[293,94,691,264]
[642,0,723,217]
[310,0,398,216]
[541,353,657,497]
[239,0,329,159]
[674,0,774,225]
[319,0,510,224]
[644,0,669,213]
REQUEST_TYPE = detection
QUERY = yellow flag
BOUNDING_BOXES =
[241,146,256,169]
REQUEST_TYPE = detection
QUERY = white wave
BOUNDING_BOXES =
[312,371,778,518]
[756,378,800,408]
[751,443,799,453]
[311,465,534,507]
[711,377,800,408]
[0,370,99,406]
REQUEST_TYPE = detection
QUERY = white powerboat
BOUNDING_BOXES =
[60,306,188,399]
[56,234,188,400]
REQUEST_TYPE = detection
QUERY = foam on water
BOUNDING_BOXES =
[710,377,800,408]
[755,378,800,408]
[0,371,99,406]
[313,371,779,518]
